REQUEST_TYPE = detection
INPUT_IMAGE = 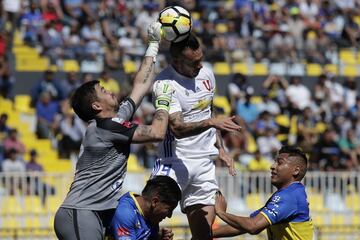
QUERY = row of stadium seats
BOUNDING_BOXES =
[2,192,357,217]
[0,97,73,173]
[11,29,360,76]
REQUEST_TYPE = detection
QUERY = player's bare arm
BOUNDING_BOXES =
[133,110,169,143]
[212,224,246,238]
[129,59,156,107]
[129,22,162,107]
[215,194,269,235]
[169,113,242,139]
[215,130,236,176]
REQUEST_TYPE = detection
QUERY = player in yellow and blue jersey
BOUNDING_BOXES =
[213,146,314,240]
[109,176,181,240]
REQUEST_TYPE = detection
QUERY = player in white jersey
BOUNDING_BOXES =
[151,33,242,240]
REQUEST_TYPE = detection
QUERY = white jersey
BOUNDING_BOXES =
[154,65,218,160]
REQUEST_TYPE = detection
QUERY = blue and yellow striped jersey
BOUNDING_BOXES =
[250,182,314,240]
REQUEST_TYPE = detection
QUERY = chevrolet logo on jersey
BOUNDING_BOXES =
[192,98,212,110]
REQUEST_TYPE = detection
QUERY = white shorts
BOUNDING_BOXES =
[151,157,219,211]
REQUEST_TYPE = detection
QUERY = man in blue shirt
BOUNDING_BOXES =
[213,146,313,240]
[109,176,181,240]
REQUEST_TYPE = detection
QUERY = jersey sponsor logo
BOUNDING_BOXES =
[117,226,130,237]
[111,179,124,191]
[202,80,211,91]
[192,99,212,111]
[112,117,133,128]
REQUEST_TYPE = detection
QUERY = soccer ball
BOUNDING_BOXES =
[158,6,192,42]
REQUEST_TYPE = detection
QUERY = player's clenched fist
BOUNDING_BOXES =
[145,21,162,59]
[153,80,174,112]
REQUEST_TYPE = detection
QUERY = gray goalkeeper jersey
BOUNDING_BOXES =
[61,98,138,211]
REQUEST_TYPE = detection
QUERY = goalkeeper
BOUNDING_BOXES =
[54,21,174,240]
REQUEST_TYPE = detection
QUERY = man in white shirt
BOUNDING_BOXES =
[151,33,242,240]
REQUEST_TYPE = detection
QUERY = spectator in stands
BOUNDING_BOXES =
[135,2,159,42]
[35,91,61,139]
[60,71,81,98]
[98,70,120,96]
[81,17,105,60]
[0,113,10,135]
[236,92,259,130]
[41,20,64,65]
[25,149,43,172]
[1,148,26,195]
[62,22,83,60]
[285,76,311,115]
[0,63,16,100]
[311,128,345,171]
[256,127,281,160]
[227,73,253,111]
[296,107,319,152]
[3,128,26,156]
[256,91,280,116]
[349,96,360,119]
[342,77,357,109]
[57,101,86,159]
[247,150,271,172]
[20,2,43,47]
[80,72,93,83]
[30,69,64,106]
[254,110,278,137]
[338,129,360,169]
[262,75,288,111]
[25,148,55,203]
[213,146,313,240]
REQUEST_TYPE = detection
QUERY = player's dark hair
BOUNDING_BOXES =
[279,146,308,180]
[170,33,200,59]
[142,176,181,205]
[70,80,99,122]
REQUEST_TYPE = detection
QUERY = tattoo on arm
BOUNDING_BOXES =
[142,61,154,83]
[169,112,211,138]
[136,125,152,137]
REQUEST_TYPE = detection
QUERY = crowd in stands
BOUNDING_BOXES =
[0,0,359,178]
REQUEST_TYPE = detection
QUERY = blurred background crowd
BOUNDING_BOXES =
[0,0,359,179]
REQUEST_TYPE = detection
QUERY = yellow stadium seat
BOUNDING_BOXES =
[306,63,322,76]
[246,193,264,210]
[24,196,44,214]
[63,60,80,72]
[14,94,34,114]
[246,134,257,153]
[12,46,38,55]
[2,216,20,229]
[275,114,290,127]
[213,96,231,116]
[311,214,325,227]
[1,196,24,215]
[342,65,358,77]
[213,62,230,75]
[123,60,137,74]
[233,62,248,74]
[191,11,200,20]
[253,63,268,75]
[25,216,41,228]
[330,214,346,225]
[0,97,13,114]
[215,23,228,33]
[16,56,49,71]
[13,30,24,46]
[308,192,325,212]
[345,194,360,211]
[250,96,263,104]
[352,214,360,225]
[339,49,356,64]
[324,64,338,75]
[46,195,62,213]
[127,154,145,172]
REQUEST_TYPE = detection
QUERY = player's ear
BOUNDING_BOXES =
[151,196,160,208]
[91,101,102,111]
[293,165,300,178]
